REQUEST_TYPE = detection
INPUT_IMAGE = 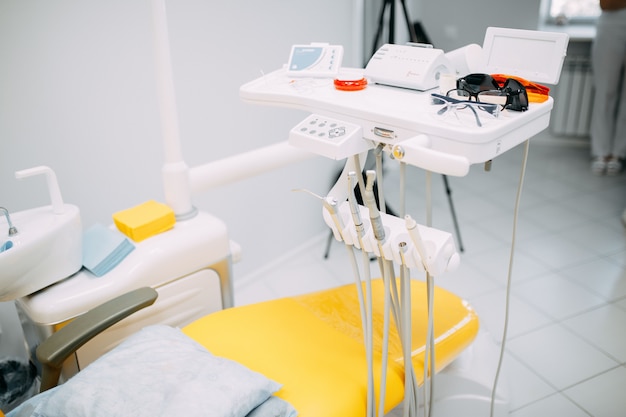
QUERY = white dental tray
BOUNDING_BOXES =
[239,29,569,176]
[240,68,552,176]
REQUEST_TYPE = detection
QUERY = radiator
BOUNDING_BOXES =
[550,56,594,137]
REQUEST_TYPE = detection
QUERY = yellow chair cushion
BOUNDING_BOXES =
[183,279,479,417]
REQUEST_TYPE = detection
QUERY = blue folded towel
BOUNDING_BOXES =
[82,223,134,277]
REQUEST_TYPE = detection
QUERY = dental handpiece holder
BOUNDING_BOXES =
[0,166,82,301]
[323,201,460,276]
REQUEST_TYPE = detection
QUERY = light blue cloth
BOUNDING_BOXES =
[0,240,13,253]
[82,223,134,276]
[8,325,296,417]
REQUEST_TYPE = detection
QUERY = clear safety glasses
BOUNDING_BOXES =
[447,73,529,112]
[430,93,500,127]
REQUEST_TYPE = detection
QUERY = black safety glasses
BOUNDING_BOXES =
[447,73,529,112]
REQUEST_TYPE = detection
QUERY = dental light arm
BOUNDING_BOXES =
[152,0,194,217]
[189,142,314,194]
[153,0,317,218]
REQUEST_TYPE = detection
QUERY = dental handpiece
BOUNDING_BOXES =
[348,171,375,417]
[405,214,429,272]
[347,172,364,238]
[363,170,385,243]
[292,189,345,241]
[322,196,346,240]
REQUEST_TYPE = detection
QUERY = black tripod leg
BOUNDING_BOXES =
[371,0,392,57]
[442,175,465,252]
[323,230,334,259]
[398,0,418,42]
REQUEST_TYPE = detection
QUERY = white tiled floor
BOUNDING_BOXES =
[234,132,626,417]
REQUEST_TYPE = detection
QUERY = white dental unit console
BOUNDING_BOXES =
[239,27,568,279]
[239,27,568,417]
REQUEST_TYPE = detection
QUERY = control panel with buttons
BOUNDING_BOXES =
[289,114,372,160]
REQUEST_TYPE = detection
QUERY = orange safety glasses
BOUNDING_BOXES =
[491,74,550,103]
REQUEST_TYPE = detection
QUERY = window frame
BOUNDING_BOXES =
[542,0,601,25]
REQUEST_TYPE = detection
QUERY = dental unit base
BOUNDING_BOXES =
[15,211,234,379]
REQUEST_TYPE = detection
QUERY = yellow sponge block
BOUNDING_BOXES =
[112,200,175,242]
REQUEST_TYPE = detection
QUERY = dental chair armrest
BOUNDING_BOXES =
[36,287,159,392]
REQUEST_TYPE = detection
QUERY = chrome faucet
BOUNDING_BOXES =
[0,207,18,236]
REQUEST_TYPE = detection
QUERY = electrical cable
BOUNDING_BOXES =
[398,246,420,417]
[405,215,434,417]
[294,187,374,414]
[347,171,375,417]
[489,139,530,417]
[425,271,435,417]
[378,258,392,417]
[425,171,432,227]
[365,168,418,417]
[400,254,412,417]
[322,192,371,353]
[422,169,436,417]
[395,163,415,416]
[374,144,387,214]
[364,170,391,417]
[399,161,407,217]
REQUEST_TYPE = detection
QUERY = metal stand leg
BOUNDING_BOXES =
[323,230,334,259]
[442,175,464,253]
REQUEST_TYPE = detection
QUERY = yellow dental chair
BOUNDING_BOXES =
[21,277,478,417]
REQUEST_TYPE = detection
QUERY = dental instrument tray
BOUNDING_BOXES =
[240,28,568,176]
[240,68,549,176]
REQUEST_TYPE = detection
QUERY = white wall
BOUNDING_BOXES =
[0,0,361,282]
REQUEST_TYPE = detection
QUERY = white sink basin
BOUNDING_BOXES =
[0,204,82,301]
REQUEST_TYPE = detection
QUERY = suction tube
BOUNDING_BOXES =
[363,171,392,417]
[347,171,375,417]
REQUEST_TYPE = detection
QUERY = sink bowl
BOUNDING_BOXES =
[0,204,82,301]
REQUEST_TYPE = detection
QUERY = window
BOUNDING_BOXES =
[547,0,601,23]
